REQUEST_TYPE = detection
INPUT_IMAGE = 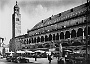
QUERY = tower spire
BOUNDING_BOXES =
[16,1,17,5]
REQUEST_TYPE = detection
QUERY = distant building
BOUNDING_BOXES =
[9,34,28,52]
[12,1,21,38]
[0,37,4,55]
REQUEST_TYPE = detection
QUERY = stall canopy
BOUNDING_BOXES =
[16,50,25,53]
[64,50,72,52]
[25,50,34,53]
[46,51,51,55]
[34,50,45,53]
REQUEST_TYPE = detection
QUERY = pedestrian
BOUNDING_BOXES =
[35,53,37,61]
[47,54,52,64]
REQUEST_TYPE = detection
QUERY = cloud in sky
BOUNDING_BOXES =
[0,0,86,45]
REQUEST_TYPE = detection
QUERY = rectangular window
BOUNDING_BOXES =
[16,18,19,21]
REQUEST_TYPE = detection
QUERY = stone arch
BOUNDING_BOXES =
[34,37,36,43]
[65,31,70,39]
[60,32,64,39]
[84,26,90,36]
[37,37,40,42]
[49,34,52,41]
[45,35,48,42]
[41,36,44,42]
[71,29,76,38]
[77,28,83,37]
[56,33,59,40]
[29,39,31,44]
[32,38,34,43]
[53,34,55,40]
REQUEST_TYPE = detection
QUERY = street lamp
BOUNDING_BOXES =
[86,0,89,64]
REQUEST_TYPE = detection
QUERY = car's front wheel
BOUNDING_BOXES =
[26,59,29,63]
[17,59,20,63]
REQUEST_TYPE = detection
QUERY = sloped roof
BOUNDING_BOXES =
[28,2,87,32]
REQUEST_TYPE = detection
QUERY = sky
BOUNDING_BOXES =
[0,0,86,45]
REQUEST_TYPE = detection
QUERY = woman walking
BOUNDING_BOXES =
[48,54,52,64]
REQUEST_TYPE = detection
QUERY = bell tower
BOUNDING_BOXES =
[12,1,21,38]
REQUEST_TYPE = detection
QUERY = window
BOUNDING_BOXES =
[49,17,51,20]
[71,9,73,12]
[16,18,19,21]
[59,13,61,16]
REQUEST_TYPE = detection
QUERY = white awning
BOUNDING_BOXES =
[16,50,25,53]
[34,50,45,53]
[25,50,34,53]
[46,51,51,55]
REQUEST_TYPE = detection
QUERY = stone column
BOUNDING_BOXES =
[83,28,85,39]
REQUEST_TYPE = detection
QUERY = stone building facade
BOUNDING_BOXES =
[9,34,28,52]
[25,2,90,50]
[10,2,90,52]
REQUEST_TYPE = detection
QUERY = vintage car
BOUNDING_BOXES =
[6,56,13,62]
[11,51,29,63]
[11,56,29,63]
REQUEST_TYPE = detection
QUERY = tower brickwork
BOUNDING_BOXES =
[12,1,21,38]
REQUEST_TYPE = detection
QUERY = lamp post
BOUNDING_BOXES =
[86,0,89,64]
